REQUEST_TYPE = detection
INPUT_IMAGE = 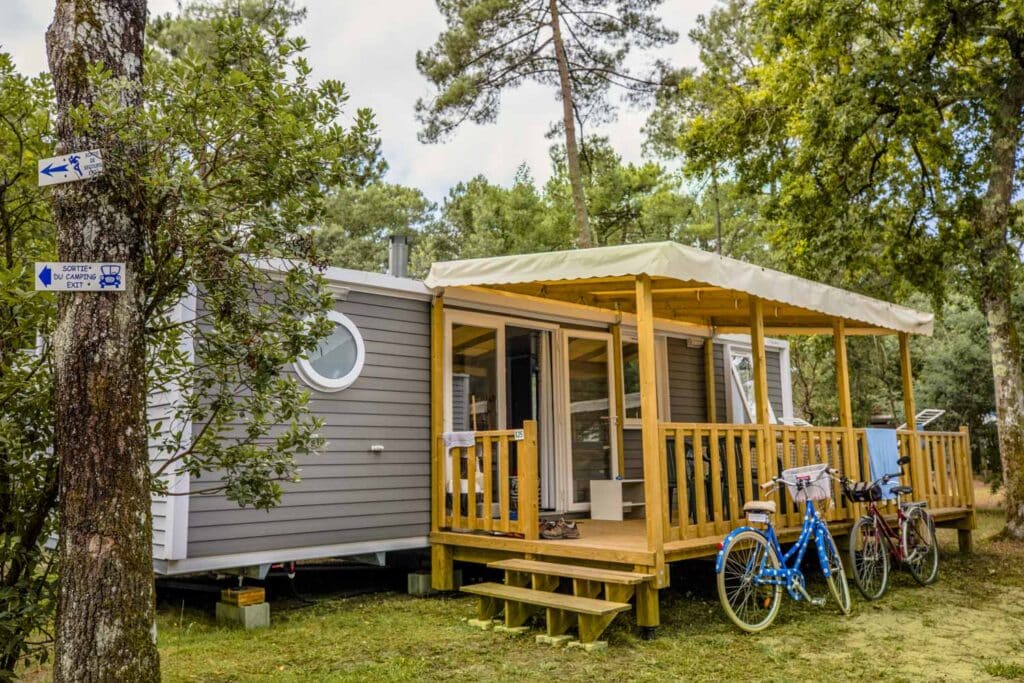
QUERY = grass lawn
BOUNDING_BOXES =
[20,486,1023,682]
[138,508,1024,682]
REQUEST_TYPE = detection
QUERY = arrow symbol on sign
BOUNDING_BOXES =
[40,162,69,177]
[38,265,52,287]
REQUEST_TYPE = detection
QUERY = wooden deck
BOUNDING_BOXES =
[432,504,975,570]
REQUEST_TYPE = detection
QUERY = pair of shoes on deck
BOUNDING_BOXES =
[539,518,581,540]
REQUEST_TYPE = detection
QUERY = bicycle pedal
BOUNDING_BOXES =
[809,597,826,607]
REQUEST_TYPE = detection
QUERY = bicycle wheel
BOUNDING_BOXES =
[820,530,852,614]
[902,506,939,585]
[848,515,890,600]
[717,530,783,632]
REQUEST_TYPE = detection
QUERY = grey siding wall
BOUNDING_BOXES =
[667,338,707,423]
[186,290,431,558]
[713,344,729,422]
[622,338,710,478]
[149,293,193,561]
[766,349,785,418]
[148,391,174,558]
[622,429,643,479]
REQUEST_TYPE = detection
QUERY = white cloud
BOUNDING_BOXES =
[1,0,714,202]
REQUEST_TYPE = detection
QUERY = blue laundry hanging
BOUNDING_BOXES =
[864,428,900,500]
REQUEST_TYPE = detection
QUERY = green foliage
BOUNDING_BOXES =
[149,0,308,59]
[546,137,688,246]
[416,0,676,141]
[111,4,381,508]
[0,53,58,675]
[425,166,571,262]
[649,0,1024,511]
[2,2,385,671]
[915,295,1000,479]
[316,184,436,274]
[655,0,1024,302]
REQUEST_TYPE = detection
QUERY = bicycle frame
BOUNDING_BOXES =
[861,500,909,563]
[715,497,838,602]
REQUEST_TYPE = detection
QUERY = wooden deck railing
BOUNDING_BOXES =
[659,423,766,541]
[899,428,975,511]
[659,422,973,542]
[439,420,538,539]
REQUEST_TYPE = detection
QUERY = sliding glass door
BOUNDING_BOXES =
[563,332,618,509]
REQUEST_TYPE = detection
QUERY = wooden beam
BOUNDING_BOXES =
[714,325,893,336]
[430,295,445,533]
[591,286,723,298]
[834,320,859,497]
[900,332,926,499]
[635,275,668,586]
[834,320,854,429]
[611,322,626,476]
[748,297,771,426]
[704,339,717,423]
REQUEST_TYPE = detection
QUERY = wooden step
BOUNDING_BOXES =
[488,559,654,585]
[461,582,631,616]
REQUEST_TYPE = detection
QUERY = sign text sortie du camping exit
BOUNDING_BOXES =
[37,150,104,187]
[35,262,126,291]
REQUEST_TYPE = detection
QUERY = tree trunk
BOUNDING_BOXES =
[983,288,1024,537]
[45,1,160,680]
[548,0,591,248]
[976,72,1024,539]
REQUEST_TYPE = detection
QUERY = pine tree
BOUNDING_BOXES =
[416,0,676,248]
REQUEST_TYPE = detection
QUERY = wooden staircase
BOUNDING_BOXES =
[460,559,657,647]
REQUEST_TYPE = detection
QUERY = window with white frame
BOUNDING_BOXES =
[295,310,366,392]
[728,348,777,423]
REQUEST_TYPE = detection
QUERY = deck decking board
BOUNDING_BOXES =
[461,582,632,616]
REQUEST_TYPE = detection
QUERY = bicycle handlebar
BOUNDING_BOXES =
[761,467,840,490]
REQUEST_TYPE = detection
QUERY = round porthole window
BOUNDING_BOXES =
[295,310,365,392]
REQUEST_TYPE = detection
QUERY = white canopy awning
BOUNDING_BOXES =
[424,242,933,335]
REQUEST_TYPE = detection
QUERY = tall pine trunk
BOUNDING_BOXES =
[45,1,160,680]
[548,0,591,248]
[977,75,1024,540]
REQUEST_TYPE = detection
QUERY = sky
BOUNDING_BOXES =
[1,1,716,203]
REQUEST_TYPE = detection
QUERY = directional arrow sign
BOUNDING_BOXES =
[37,150,104,187]
[35,262,126,291]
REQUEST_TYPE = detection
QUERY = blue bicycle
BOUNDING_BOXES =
[715,463,852,632]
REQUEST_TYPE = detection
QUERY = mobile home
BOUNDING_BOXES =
[151,241,976,644]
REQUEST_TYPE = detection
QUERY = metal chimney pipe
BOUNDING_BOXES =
[387,234,409,278]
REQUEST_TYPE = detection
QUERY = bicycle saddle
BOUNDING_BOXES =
[891,485,913,495]
[743,500,776,514]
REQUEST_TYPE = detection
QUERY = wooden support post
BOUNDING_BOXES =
[431,544,454,591]
[636,275,668,587]
[961,426,976,508]
[899,333,926,500]
[749,298,774,498]
[611,323,627,476]
[748,298,771,426]
[520,420,540,540]
[572,578,602,599]
[504,600,538,628]
[834,320,858,516]
[958,528,974,554]
[546,608,574,637]
[431,295,445,533]
[704,339,717,423]
[578,613,617,644]
[635,581,660,628]
[477,595,500,621]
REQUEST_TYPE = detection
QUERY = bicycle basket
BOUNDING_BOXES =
[781,463,832,502]
[842,480,883,503]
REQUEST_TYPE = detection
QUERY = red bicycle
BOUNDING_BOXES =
[840,456,939,600]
